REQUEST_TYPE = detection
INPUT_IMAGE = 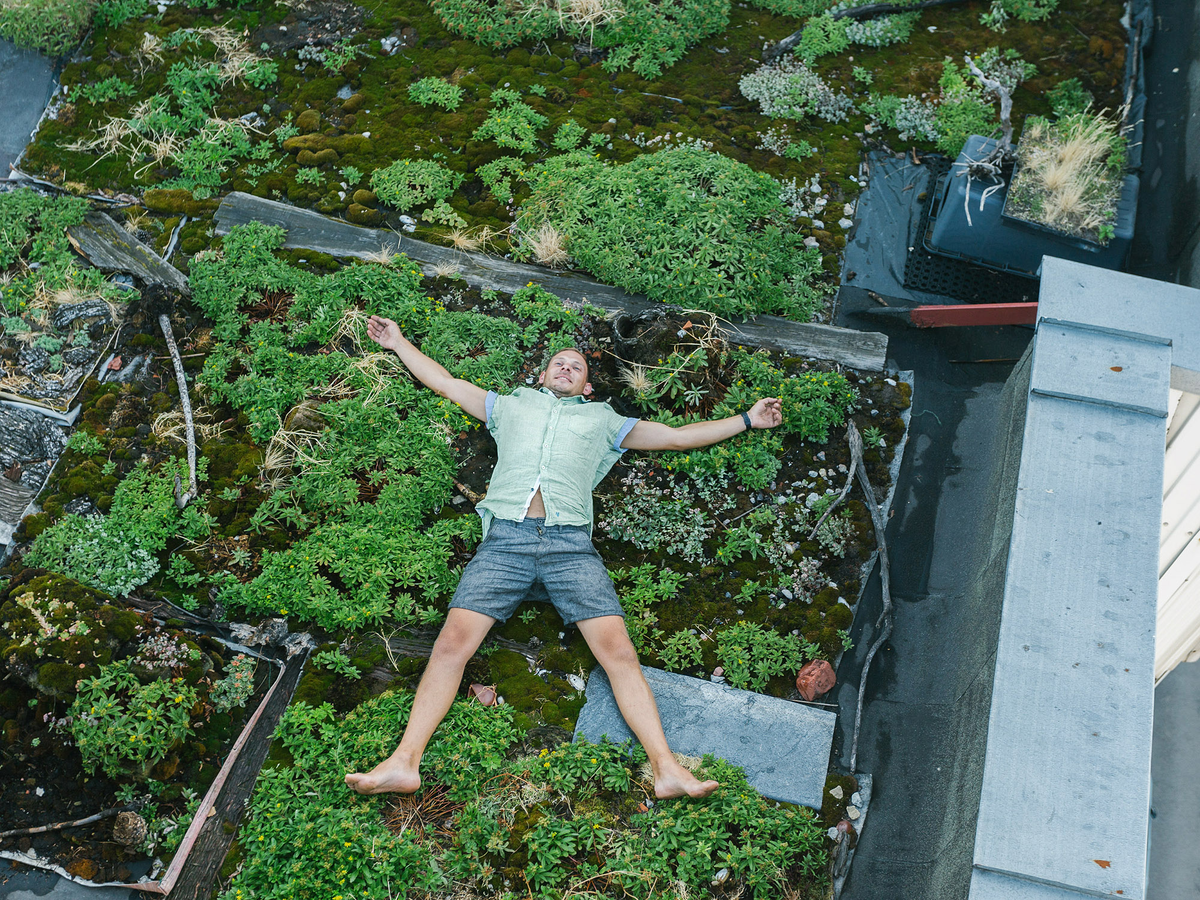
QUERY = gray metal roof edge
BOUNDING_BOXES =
[1037,316,1174,347]
[1028,387,1169,418]
[971,865,1131,900]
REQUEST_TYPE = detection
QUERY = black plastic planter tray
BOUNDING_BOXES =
[924,135,1139,278]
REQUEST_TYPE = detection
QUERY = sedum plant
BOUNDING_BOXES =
[68,659,198,779]
[370,157,464,212]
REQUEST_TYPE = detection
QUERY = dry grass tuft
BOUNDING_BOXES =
[431,261,463,279]
[360,243,399,266]
[152,406,231,445]
[555,0,624,45]
[526,221,570,267]
[1008,108,1127,240]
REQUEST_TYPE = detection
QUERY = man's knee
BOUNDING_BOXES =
[590,627,640,672]
[433,614,490,661]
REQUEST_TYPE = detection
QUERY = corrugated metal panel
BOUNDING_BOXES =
[1157,389,1200,682]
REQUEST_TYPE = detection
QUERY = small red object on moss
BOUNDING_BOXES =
[796,659,836,701]
[467,683,497,706]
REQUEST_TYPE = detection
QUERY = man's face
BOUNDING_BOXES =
[538,350,592,398]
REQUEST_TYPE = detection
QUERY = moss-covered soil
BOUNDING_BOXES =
[18,0,1126,291]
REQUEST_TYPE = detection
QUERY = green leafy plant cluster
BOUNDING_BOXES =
[370,157,465,212]
[516,146,821,319]
[232,688,826,900]
[0,189,118,316]
[69,75,137,105]
[716,621,814,691]
[25,457,190,596]
[210,652,257,712]
[67,658,198,779]
[429,0,732,78]
[226,691,519,900]
[0,0,92,55]
[611,563,685,654]
[473,90,550,152]
[312,647,362,680]
[407,76,465,111]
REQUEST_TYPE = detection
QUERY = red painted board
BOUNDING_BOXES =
[910,302,1039,328]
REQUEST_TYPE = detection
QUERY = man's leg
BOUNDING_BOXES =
[345,607,496,794]
[574,615,719,800]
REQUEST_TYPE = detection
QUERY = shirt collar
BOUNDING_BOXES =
[536,386,588,404]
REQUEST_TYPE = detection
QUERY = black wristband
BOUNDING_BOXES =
[740,411,752,431]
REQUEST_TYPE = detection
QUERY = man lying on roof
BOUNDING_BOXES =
[345,314,782,799]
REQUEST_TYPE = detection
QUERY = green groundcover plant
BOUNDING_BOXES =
[515,146,826,320]
[68,658,199,779]
[224,690,828,900]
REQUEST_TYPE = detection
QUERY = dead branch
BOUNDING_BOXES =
[964,54,1015,151]
[848,420,893,774]
[159,313,198,507]
[0,804,139,840]
[808,422,864,541]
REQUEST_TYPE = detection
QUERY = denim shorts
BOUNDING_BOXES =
[449,518,625,625]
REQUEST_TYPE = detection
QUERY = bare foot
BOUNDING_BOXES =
[653,759,720,799]
[344,753,421,795]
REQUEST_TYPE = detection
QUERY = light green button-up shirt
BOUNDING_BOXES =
[477,387,638,535]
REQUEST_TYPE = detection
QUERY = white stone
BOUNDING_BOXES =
[851,791,862,806]
[830,784,844,800]
[803,236,818,249]
[838,217,855,229]
[847,805,861,820]
[566,673,586,691]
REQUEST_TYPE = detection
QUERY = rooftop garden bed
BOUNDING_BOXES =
[1,195,905,894]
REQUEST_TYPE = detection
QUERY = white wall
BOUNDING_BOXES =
[1158,389,1200,681]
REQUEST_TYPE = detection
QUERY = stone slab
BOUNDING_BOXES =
[574,665,835,809]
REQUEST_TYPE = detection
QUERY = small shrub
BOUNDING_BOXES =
[370,158,464,211]
[408,76,465,111]
[68,659,198,779]
[716,621,810,691]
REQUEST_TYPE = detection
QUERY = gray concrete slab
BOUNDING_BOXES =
[574,665,836,810]
[0,39,56,175]
[1148,660,1200,899]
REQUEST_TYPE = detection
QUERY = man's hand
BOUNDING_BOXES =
[748,397,783,429]
[367,315,404,352]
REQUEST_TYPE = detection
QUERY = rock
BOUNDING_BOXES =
[851,791,862,806]
[811,219,824,229]
[846,805,860,820]
[829,784,844,800]
[803,236,819,249]
[66,859,99,880]
[112,811,147,847]
[781,588,794,601]
[795,659,836,701]
[566,673,586,691]
[467,683,497,706]
[336,84,354,100]
[578,666,837,809]
[839,217,855,229]
[827,826,840,841]
[0,405,68,489]
[283,399,326,432]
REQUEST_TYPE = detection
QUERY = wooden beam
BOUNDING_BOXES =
[66,213,191,295]
[910,302,1039,328]
[214,192,889,371]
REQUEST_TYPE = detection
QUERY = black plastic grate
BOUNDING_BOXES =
[903,158,1039,305]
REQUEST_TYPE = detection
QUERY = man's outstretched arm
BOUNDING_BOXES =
[367,315,488,421]
[620,397,783,451]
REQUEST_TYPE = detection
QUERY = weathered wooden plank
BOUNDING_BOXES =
[67,213,191,295]
[214,192,888,371]
[165,650,307,900]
